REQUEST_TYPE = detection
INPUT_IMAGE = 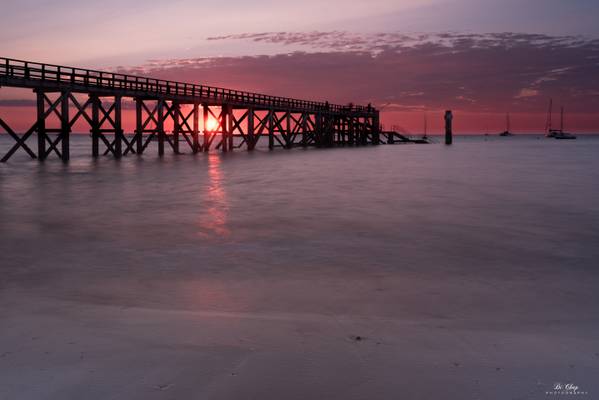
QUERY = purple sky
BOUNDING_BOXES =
[1,0,598,132]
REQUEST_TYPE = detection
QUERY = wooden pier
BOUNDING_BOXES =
[0,57,411,162]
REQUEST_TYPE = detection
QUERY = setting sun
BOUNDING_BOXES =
[204,117,219,132]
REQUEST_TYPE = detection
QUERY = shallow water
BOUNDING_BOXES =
[1,134,599,399]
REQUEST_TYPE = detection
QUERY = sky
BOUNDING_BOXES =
[1,0,599,133]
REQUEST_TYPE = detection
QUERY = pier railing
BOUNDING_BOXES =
[0,57,373,114]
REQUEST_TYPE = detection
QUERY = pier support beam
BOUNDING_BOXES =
[268,109,274,150]
[203,103,210,152]
[113,95,122,158]
[172,101,181,155]
[157,99,165,156]
[36,91,46,160]
[247,108,256,151]
[220,104,230,152]
[348,116,355,146]
[288,113,295,147]
[445,110,453,145]
[32,90,75,162]
[90,95,126,158]
[301,113,308,147]
[227,105,234,151]
[192,102,200,153]
[135,98,143,155]
[91,95,100,157]
[372,111,380,145]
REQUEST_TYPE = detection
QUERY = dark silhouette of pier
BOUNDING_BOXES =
[0,57,413,162]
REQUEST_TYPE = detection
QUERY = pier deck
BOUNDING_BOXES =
[0,57,414,162]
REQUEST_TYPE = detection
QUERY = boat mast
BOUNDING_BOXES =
[560,106,564,132]
[507,113,511,132]
[424,111,428,138]
[545,99,553,133]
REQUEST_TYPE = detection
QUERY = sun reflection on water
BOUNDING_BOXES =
[198,153,230,238]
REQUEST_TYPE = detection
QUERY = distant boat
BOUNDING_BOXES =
[545,99,576,140]
[499,113,514,136]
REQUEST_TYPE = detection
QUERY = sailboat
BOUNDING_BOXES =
[499,113,513,136]
[545,99,576,139]
[412,112,430,143]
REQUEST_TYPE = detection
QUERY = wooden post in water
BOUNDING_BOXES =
[135,98,143,155]
[60,90,70,162]
[90,95,100,157]
[247,107,255,151]
[285,111,292,149]
[268,108,274,150]
[221,104,229,152]
[372,110,380,145]
[445,110,453,145]
[301,113,308,147]
[202,103,210,152]
[113,95,122,158]
[36,91,46,160]
[157,99,165,156]
[228,106,234,151]
[172,101,180,154]
[192,102,200,153]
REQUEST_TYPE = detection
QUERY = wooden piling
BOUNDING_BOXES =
[445,110,453,145]
[135,98,143,155]
[221,104,229,152]
[192,102,200,153]
[91,95,100,157]
[36,91,46,160]
[268,109,274,150]
[113,95,122,158]
[372,111,380,145]
[247,107,255,151]
[60,91,70,162]
[157,99,165,156]
[202,103,210,152]
[173,101,180,154]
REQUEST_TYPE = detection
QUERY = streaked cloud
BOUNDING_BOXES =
[116,32,599,115]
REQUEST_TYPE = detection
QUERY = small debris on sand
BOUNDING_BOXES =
[154,383,173,391]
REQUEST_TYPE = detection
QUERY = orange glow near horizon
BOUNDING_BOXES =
[205,117,219,132]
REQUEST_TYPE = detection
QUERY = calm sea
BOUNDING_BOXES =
[1,134,599,399]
